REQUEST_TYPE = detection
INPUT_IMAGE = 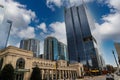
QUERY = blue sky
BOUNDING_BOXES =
[0,0,120,67]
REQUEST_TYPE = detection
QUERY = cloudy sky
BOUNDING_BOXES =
[0,0,120,66]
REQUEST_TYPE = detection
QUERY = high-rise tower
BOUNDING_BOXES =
[44,37,59,61]
[64,4,100,69]
[20,38,40,57]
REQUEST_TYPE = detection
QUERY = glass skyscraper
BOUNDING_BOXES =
[58,42,68,61]
[44,37,59,61]
[20,39,40,57]
[64,4,100,69]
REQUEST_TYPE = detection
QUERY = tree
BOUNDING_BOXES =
[0,64,14,80]
[106,65,115,73]
[30,66,42,80]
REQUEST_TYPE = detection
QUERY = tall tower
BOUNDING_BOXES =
[20,38,40,57]
[44,37,59,61]
[64,4,100,69]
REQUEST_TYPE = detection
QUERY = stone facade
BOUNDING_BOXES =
[0,46,84,80]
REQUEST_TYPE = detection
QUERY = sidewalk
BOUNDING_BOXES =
[114,74,120,80]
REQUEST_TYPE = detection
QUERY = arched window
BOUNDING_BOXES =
[16,58,25,69]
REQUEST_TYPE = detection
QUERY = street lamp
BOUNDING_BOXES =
[0,4,12,48]
[5,20,12,47]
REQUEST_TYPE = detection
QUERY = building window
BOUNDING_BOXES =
[16,58,25,69]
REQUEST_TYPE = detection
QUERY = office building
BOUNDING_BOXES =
[99,55,106,70]
[44,37,59,61]
[114,43,120,64]
[64,4,100,69]
[58,42,68,61]
[20,39,40,57]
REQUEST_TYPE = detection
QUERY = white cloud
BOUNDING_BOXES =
[91,0,120,62]
[0,0,36,47]
[49,22,67,44]
[39,21,67,54]
[93,0,120,43]
[106,0,120,11]
[16,42,20,48]
[18,27,35,39]
[4,0,36,35]
[37,23,47,33]
[46,0,93,10]
[39,21,67,44]
[46,0,62,11]
[93,13,120,42]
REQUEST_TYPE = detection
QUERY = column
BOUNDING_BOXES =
[75,72,77,78]
[68,70,70,79]
[71,71,73,79]
[63,70,65,79]
[70,71,72,79]
[61,70,63,79]
[66,71,68,79]
[43,69,45,80]
[44,69,46,79]
[59,70,61,79]
[41,69,44,80]
[51,70,54,80]
[47,69,50,80]
[72,71,75,79]
[69,71,70,79]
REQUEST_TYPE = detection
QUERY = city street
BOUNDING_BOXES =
[83,75,106,80]
[83,75,120,80]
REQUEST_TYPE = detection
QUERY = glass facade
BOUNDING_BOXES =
[114,43,120,64]
[20,39,40,57]
[58,42,68,61]
[65,5,99,69]
[44,37,59,61]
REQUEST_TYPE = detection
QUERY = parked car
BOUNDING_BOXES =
[106,73,114,80]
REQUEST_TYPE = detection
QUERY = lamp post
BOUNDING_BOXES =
[0,5,12,48]
[112,50,119,67]
[5,20,12,47]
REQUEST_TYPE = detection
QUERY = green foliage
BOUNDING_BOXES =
[30,66,42,80]
[0,64,14,80]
